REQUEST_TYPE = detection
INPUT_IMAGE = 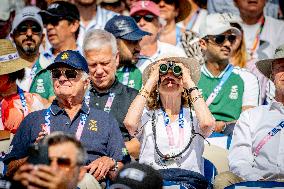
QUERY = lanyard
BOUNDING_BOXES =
[162,108,184,148]
[206,64,234,106]
[185,9,200,31]
[17,87,29,117]
[104,93,115,113]
[254,120,284,157]
[249,16,265,59]
[122,67,130,86]
[175,26,182,46]
[42,92,90,141]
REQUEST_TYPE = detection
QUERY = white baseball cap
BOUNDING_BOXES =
[199,13,241,38]
[0,0,15,21]
[12,6,43,34]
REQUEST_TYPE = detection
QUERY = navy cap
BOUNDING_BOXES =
[39,1,80,22]
[104,15,150,41]
[47,50,89,73]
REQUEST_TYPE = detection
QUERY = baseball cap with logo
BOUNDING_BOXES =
[110,162,163,189]
[199,13,241,38]
[130,1,160,17]
[0,0,15,21]
[46,50,89,73]
[12,6,43,34]
[39,1,80,24]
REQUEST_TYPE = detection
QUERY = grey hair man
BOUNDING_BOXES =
[83,29,140,159]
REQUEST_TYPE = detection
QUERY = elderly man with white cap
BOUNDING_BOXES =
[198,13,260,137]
[214,44,284,189]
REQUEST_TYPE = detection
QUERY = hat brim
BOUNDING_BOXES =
[200,26,241,38]
[255,58,284,79]
[39,10,60,18]
[0,58,31,75]
[120,29,151,41]
[46,62,87,73]
[142,57,201,86]
[12,17,43,33]
[176,0,191,23]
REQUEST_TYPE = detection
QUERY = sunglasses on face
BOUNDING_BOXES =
[207,34,237,45]
[16,24,42,34]
[159,61,182,77]
[49,157,75,168]
[51,69,79,80]
[44,17,71,26]
[132,14,155,23]
[152,0,175,5]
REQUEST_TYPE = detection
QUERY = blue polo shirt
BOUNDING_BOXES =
[3,100,129,165]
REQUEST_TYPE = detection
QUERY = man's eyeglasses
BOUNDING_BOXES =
[16,24,42,34]
[152,0,175,5]
[206,34,237,45]
[132,14,155,23]
[51,69,79,80]
[44,17,72,26]
[49,157,76,168]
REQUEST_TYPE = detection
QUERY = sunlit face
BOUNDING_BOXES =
[118,39,141,66]
[156,0,178,22]
[52,66,88,100]
[48,142,81,189]
[85,45,119,91]
[12,20,43,56]
[234,0,266,17]
[75,0,96,6]
[272,59,284,94]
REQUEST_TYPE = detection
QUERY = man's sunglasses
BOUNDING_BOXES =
[132,14,155,23]
[206,34,237,45]
[49,157,75,168]
[51,69,79,80]
[16,24,42,34]
[152,0,175,5]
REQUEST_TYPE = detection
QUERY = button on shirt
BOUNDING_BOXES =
[229,101,284,181]
[3,100,128,165]
[89,79,138,141]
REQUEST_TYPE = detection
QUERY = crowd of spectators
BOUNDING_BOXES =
[1,0,284,189]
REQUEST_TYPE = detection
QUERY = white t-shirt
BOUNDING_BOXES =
[137,108,204,174]
[136,41,187,74]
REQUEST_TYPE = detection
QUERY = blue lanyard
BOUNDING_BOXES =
[162,108,184,128]
[104,93,115,113]
[43,92,90,140]
[206,64,234,106]
[186,9,200,31]
[17,87,28,116]
[175,26,182,46]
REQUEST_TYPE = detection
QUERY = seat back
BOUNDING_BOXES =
[225,181,284,189]
[204,158,218,183]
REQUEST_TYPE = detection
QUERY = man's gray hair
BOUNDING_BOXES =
[42,131,87,166]
[82,29,118,56]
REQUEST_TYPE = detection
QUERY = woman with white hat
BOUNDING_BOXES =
[124,56,215,188]
[0,39,47,134]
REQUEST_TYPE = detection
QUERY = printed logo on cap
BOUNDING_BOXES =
[61,52,69,60]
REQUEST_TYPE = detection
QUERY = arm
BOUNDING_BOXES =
[229,111,264,181]
[179,63,215,137]
[124,63,160,136]
[125,138,140,159]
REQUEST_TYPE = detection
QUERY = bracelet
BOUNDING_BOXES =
[139,87,150,99]
[190,94,203,104]
[110,158,119,171]
[186,86,199,96]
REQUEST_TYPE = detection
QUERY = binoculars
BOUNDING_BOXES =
[159,61,182,77]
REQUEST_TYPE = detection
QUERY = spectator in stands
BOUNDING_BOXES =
[124,56,215,188]
[214,44,284,189]
[83,29,139,159]
[12,132,86,189]
[4,51,129,186]
[177,0,208,34]
[10,6,55,103]
[110,162,163,189]
[0,0,15,39]
[74,0,117,50]
[105,15,150,90]
[130,1,186,74]
[99,0,126,14]
[0,39,47,135]
[198,13,259,136]
[235,0,284,104]
[152,0,191,46]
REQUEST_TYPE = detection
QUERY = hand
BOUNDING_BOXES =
[13,164,68,189]
[214,121,226,133]
[176,63,195,89]
[85,156,115,181]
[34,131,47,144]
[144,62,161,92]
